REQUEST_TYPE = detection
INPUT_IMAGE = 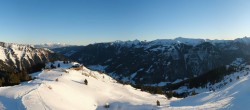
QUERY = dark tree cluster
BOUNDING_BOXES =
[164,66,236,92]
[165,91,189,99]
[128,65,238,99]
[50,64,56,69]
[63,61,70,64]
[0,70,32,86]
[104,103,109,108]
[132,85,163,94]
[28,63,45,73]
[0,63,46,86]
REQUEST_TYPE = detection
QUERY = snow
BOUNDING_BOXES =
[170,68,250,109]
[130,72,137,79]
[148,37,205,47]
[0,42,51,70]
[112,39,141,47]
[157,82,169,86]
[0,46,6,61]
[172,79,183,84]
[230,58,244,66]
[145,82,170,87]
[0,61,167,110]
[174,37,205,46]
[168,61,250,109]
[1,61,250,109]
[34,43,74,49]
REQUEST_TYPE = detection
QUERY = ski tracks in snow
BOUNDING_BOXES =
[21,82,52,110]
[36,88,51,110]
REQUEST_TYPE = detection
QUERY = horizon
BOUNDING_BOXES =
[1,0,250,45]
[4,36,249,46]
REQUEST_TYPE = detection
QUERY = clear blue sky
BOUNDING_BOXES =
[1,0,250,45]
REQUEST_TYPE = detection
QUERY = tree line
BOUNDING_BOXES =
[0,63,45,86]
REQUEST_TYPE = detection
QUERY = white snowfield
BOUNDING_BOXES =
[0,61,250,110]
[0,61,167,110]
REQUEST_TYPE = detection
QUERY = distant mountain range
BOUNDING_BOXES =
[33,43,75,49]
[53,37,250,86]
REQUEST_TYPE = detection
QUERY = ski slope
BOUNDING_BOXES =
[0,61,250,110]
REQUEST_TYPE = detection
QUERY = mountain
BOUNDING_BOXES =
[0,41,67,86]
[33,43,74,49]
[53,37,250,86]
[0,61,250,109]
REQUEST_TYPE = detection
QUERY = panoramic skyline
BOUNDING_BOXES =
[1,0,250,45]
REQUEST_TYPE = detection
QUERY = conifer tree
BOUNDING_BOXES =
[6,73,20,85]
[191,90,197,96]
[0,79,2,87]
[104,103,109,108]
[50,64,54,69]
[166,91,173,100]
[156,100,160,106]
[84,79,88,85]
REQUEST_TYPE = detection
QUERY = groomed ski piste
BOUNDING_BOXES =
[0,61,250,110]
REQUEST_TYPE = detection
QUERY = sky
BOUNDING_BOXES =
[1,0,250,45]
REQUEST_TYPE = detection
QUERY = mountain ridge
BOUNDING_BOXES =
[53,37,250,86]
[80,36,250,47]
[0,41,67,86]
[33,43,75,49]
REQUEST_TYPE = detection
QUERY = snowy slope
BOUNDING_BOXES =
[0,61,167,110]
[170,66,250,110]
[1,61,250,110]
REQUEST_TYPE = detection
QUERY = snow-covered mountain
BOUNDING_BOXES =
[0,41,67,86]
[1,61,250,109]
[34,43,74,49]
[0,42,66,71]
[53,37,250,86]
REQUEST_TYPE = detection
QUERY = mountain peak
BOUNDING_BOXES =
[234,36,250,44]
